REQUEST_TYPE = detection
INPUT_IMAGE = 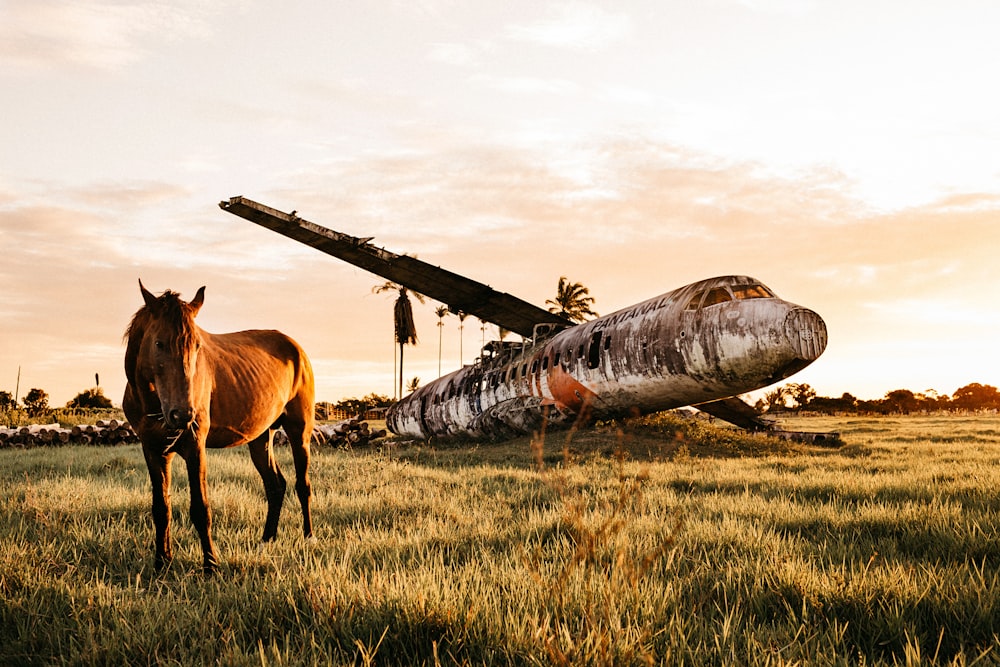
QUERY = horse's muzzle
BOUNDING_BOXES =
[166,407,195,430]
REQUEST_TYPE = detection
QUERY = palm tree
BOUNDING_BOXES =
[546,276,599,323]
[373,281,425,399]
[435,306,449,377]
[457,311,467,366]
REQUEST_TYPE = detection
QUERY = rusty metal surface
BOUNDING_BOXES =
[387,276,828,440]
[219,197,570,338]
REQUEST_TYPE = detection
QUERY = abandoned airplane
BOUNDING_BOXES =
[220,196,828,440]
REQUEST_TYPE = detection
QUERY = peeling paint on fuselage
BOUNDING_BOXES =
[386,276,827,440]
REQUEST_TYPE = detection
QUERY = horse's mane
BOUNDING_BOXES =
[124,290,201,391]
[126,289,198,342]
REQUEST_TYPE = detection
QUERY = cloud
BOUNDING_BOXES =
[427,41,490,68]
[68,180,190,211]
[0,0,220,71]
[470,74,582,96]
[506,3,632,51]
[735,0,818,16]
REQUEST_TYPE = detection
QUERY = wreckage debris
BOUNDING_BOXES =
[278,415,388,449]
[0,420,139,448]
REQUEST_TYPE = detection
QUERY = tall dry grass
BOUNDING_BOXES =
[2,414,1000,665]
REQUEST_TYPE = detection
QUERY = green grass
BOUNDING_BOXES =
[3,415,1000,665]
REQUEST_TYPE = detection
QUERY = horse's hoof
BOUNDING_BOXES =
[203,556,220,576]
[305,535,318,544]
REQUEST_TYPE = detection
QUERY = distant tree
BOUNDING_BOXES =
[457,311,468,366]
[406,377,421,393]
[808,392,858,414]
[334,393,394,416]
[66,387,113,409]
[883,389,919,414]
[22,388,49,417]
[952,383,1000,411]
[856,397,887,414]
[786,383,816,409]
[840,392,858,407]
[763,385,792,411]
[373,281,425,400]
[435,305,449,377]
[546,276,598,323]
[362,392,394,409]
[0,390,14,411]
[912,389,940,412]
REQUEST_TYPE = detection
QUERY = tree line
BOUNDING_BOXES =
[757,382,1000,415]
[0,386,114,418]
[4,382,998,426]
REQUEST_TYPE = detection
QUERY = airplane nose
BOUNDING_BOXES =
[784,308,827,360]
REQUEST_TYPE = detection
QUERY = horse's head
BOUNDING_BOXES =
[128,280,207,430]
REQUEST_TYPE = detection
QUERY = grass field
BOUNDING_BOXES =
[2,414,1000,665]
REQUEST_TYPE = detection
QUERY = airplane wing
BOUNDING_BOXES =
[694,396,840,444]
[219,196,572,339]
[694,396,773,431]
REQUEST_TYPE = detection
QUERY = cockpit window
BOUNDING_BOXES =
[684,292,703,311]
[701,287,733,307]
[686,283,770,310]
[732,285,774,300]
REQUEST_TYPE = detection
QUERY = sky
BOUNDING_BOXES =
[1,0,998,407]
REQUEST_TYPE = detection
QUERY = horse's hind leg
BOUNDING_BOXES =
[282,415,313,539]
[248,430,287,542]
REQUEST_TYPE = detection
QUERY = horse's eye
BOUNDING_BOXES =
[154,340,164,350]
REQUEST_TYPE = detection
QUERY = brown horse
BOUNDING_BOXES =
[123,281,315,574]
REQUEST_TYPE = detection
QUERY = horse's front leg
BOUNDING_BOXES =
[142,446,174,571]
[184,439,219,575]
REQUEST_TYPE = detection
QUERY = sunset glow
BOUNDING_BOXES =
[2,0,998,407]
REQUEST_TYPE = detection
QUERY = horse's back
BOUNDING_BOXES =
[203,328,314,447]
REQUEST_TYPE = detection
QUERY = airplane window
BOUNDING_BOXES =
[542,356,549,370]
[732,285,775,300]
[701,287,733,307]
[684,292,703,311]
[554,351,561,367]
[588,331,602,369]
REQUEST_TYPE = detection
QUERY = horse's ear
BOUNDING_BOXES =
[139,279,157,309]
[189,286,206,316]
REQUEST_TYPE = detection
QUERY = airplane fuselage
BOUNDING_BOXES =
[387,275,827,439]
[216,200,829,441]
